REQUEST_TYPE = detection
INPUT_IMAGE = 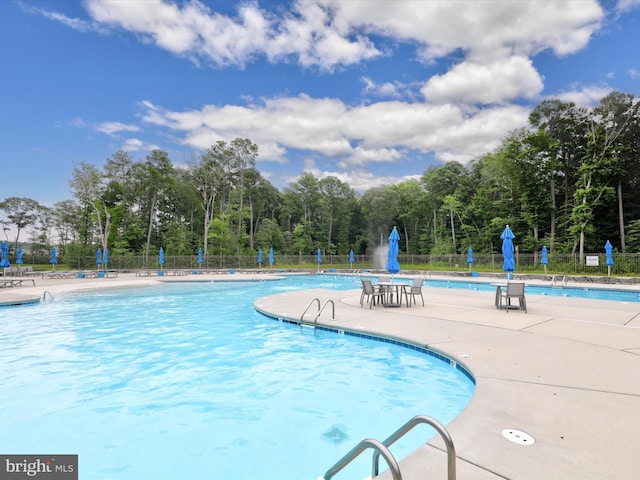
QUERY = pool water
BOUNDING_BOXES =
[371,276,640,303]
[0,276,474,480]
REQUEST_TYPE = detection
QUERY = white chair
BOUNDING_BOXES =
[499,282,527,313]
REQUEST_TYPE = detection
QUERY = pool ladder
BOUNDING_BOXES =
[321,415,456,480]
[300,298,335,331]
[551,275,568,287]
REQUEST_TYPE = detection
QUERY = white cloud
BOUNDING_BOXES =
[280,163,416,192]
[95,122,141,137]
[421,56,543,105]
[360,77,407,99]
[629,69,640,79]
[69,117,87,128]
[120,138,160,152]
[553,84,613,107]
[141,94,530,169]
[36,0,617,190]
[616,0,640,13]
[78,1,604,70]
[323,0,603,59]
[20,2,108,33]
[83,0,380,70]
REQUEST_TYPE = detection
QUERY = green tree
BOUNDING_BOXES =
[571,95,633,258]
[70,162,112,254]
[228,138,258,255]
[189,147,224,262]
[283,173,321,252]
[318,176,355,254]
[138,150,177,265]
[0,197,43,252]
[528,99,588,251]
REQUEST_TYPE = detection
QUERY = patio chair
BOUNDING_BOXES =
[376,275,392,294]
[405,278,425,306]
[499,282,527,313]
[360,278,385,308]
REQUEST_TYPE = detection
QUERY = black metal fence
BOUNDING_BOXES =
[17,252,640,276]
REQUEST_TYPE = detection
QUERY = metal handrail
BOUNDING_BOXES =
[313,300,335,329]
[300,298,321,321]
[301,298,335,332]
[372,415,456,480]
[42,291,54,302]
[322,438,402,480]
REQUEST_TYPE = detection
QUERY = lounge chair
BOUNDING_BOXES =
[499,282,527,313]
[405,278,425,306]
[360,278,385,308]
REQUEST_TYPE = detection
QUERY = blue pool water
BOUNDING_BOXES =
[372,276,640,302]
[0,276,474,480]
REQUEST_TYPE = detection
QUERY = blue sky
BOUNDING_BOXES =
[1,0,640,208]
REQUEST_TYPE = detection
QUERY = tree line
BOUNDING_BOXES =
[1,91,639,265]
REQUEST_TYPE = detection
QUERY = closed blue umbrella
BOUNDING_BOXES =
[269,248,274,268]
[605,240,614,277]
[198,248,203,266]
[96,248,102,271]
[386,226,400,276]
[501,225,516,279]
[103,249,109,269]
[349,249,355,269]
[541,246,548,275]
[50,247,57,272]
[317,248,322,271]
[16,248,23,274]
[159,247,165,271]
[0,242,9,269]
[467,247,473,272]
[257,249,263,267]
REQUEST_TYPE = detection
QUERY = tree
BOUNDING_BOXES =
[569,93,639,258]
[228,138,258,255]
[245,168,280,251]
[69,162,112,254]
[441,194,462,253]
[0,197,43,252]
[594,92,640,252]
[421,162,473,253]
[395,180,425,254]
[284,173,321,252]
[189,147,224,262]
[360,186,399,250]
[52,200,83,250]
[318,176,354,253]
[528,99,588,252]
[139,150,176,265]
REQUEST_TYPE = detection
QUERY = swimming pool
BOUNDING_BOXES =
[367,276,640,302]
[0,276,474,479]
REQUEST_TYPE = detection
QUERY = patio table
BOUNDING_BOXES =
[377,282,408,308]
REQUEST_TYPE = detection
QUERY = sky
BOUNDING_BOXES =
[1,0,640,208]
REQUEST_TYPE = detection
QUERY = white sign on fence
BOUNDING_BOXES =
[585,256,599,266]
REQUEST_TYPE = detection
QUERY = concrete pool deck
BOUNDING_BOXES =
[2,272,640,479]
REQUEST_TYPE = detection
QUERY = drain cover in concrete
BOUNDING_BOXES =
[502,428,535,445]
